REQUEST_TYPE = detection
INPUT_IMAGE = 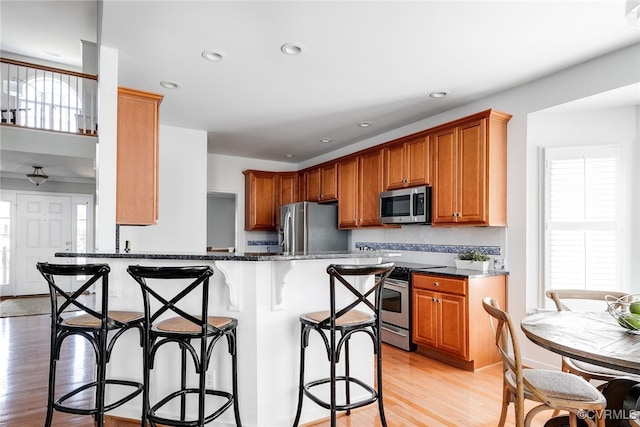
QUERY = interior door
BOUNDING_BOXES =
[15,194,72,295]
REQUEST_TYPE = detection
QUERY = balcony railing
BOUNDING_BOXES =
[0,58,98,136]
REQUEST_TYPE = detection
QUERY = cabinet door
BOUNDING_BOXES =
[337,157,358,229]
[405,136,429,187]
[244,171,277,230]
[320,163,338,201]
[116,87,163,225]
[305,168,321,201]
[358,150,384,227]
[457,119,486,224]
[431,127,457,224]
[413,289,438,347]
[279,173,298,207]
[277,172,298,229]
[437,292,467,357]
[304,164,337,202]
[383,137,429,190]
[383,143,406,190]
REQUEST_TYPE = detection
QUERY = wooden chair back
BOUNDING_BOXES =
[546,289,629,312]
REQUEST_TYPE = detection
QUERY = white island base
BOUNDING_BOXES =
[83,255,387,427]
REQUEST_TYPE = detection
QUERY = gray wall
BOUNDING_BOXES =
[207,193,236,250]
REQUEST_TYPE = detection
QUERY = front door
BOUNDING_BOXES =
[15,194,72,295]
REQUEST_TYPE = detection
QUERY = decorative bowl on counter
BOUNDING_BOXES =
[606,294,640,334]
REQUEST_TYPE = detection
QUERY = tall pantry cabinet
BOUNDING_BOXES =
[116,87,163,225]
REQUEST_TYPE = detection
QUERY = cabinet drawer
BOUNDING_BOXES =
[412,274,467,295]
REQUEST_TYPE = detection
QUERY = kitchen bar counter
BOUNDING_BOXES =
[54,250,398,427]
[55,250,399,261]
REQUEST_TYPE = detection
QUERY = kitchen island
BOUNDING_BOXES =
[54,250,399,427]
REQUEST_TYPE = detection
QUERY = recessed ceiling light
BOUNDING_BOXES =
[281,43,305,56]
[160,80,181,89]
[358,122,373,128]
[320,138,332,144]
[429,91,449,98]
[284,154,295,158]
[202,50,225,62]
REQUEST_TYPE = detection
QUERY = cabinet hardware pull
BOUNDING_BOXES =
[434,282,439,287]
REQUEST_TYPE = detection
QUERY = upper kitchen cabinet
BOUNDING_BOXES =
[303,163,338,202]
[278,172,298,207]
[243,170,298,231]
[430,110,511,226]
[383,136,430,190]
[337,149,385,229]
[243,170,277,231]
[116,87,163,225]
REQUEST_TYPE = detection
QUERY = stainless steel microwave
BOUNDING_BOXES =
[379,186,432,224]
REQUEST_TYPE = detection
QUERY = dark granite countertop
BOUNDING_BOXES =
[54,250,401,262]
[413,266,509,279]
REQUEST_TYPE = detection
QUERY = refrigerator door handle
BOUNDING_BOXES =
[283,210,292,252]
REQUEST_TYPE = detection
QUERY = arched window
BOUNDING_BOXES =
[20,74,81,132]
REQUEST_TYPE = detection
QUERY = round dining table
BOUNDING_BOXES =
[520,310,640,375]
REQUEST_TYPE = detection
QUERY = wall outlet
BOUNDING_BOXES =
[206,371,215,388]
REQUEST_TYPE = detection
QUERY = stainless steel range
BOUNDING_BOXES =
[379,262,446,351]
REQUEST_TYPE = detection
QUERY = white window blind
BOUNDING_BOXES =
[544,145,621,292]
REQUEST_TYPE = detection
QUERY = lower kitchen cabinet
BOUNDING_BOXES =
[412,272,507,371]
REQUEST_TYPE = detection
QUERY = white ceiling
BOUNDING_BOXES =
[1,0,639,180]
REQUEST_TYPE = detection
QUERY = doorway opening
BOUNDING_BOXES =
[207,192,236,252]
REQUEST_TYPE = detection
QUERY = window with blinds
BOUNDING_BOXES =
[544,145,621,292]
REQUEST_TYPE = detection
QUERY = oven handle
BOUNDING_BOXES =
[384,278,408,289]
[381,324,408,337]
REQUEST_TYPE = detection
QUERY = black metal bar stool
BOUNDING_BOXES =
[292,262,395,427]
[36,262,144,427]
[127,265,242,427]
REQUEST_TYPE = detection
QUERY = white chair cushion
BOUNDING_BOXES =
[507,369,602,401]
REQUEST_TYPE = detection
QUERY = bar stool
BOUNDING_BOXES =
[292,262,395,427]
[36,262,144,427]
[126,265,242,427]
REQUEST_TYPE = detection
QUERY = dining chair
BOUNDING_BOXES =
[545,289,640,386]
[482,296,607,427]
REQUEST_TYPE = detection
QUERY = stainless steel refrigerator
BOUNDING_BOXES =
[279,202,347,253]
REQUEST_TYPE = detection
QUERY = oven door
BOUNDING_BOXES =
[381,278,409,330]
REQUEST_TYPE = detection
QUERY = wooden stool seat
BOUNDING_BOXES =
[64,310,143,327]
[156,315,235,333]
[301,310,373,326]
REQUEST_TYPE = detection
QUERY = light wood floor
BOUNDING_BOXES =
[0,313,552,427]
